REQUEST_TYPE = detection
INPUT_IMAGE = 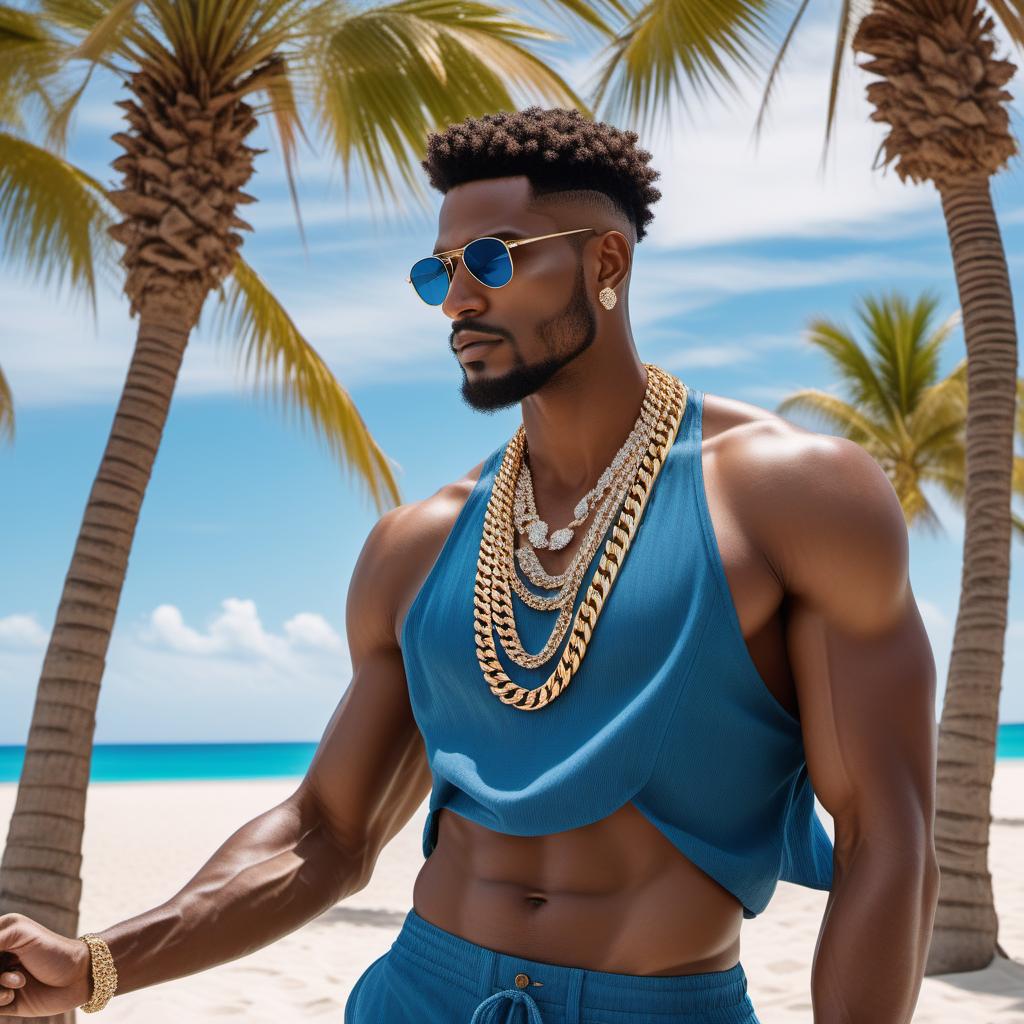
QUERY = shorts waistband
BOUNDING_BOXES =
[392,907,750,1017]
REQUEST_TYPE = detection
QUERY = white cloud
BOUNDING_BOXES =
[284,612,346,652]
[0,600,352,743]
[141,598,346,665]
[0,613,48,649]
[595,22,934,250]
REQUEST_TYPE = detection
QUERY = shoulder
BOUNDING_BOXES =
[702,391,909,632]
[373,455,490,562]
[346,452,493,652]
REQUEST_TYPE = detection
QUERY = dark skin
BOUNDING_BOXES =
[0,175,939,1022]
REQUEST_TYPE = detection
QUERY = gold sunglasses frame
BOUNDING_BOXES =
[406,227,595,304]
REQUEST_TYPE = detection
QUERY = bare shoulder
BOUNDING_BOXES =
[701,391,909,631]
[347,455,490,654]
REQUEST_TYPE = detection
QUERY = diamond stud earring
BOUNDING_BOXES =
[599,287,617,310]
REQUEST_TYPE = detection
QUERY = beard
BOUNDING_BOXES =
[459,261,598,413]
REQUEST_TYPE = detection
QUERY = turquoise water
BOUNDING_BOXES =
[0,726,1022,783]
[0,742,318,783]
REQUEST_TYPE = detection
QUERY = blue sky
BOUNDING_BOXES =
[2,3,1023,742]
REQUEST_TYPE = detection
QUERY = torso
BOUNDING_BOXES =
[393,392,800,975]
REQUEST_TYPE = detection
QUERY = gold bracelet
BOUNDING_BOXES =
[77,934,118,1013]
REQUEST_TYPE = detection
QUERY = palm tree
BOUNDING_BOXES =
[776,289,1024,539]
[588,0,1020,974]
[0,4,619,1017]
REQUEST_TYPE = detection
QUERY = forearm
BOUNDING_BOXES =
[812,837,939,1023]
[93,798,370,997]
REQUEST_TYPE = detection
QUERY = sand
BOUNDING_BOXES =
[1,762,1022,1022]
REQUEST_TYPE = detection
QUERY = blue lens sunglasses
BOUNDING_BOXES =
[407,228,595,306]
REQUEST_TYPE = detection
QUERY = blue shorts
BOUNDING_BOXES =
[344,906,761,1023]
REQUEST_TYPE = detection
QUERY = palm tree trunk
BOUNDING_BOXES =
[927,176,1018,974]
[0,311,191,1023]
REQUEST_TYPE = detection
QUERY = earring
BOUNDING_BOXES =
[599,287,617,310]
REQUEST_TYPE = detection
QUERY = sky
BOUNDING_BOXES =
[2,2,1023,743]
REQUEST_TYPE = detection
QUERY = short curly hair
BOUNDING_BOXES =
[421,106,662,243]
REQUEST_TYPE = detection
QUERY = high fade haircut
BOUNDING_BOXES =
[421,106,662,244]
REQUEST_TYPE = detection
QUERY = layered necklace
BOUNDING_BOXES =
[473,364,687,710]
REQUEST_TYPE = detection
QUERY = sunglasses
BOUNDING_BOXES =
[407,228,595,306]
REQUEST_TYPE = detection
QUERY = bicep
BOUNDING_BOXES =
[292,510,431,866]
[787,588,938,852]
[776,439,937,851]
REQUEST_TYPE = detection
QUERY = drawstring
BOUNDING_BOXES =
[469,986,545,1023]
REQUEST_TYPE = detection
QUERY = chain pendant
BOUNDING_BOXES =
[472,365,687,710]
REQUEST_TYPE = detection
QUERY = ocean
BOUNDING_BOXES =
[0,725,1022,783]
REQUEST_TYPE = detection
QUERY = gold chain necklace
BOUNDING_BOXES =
[511,371,668,595]
[473,365,688,710]
[496,368,679,667]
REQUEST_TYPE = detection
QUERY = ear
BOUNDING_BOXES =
[592,229,632,296]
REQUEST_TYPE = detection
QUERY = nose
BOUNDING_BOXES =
[441,258,488,321]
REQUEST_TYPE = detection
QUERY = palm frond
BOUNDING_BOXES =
[204,255,402,515]
[590,0,778,134]
[986,0,1024,51]
[923,465,965,504]
[303,0,586,218]
[0,4,70,131]
[775,292,1000,540]
[529,0,631,41]
[814,0,867,169]
[908,357,967,455]
[42,63,97,154]
[774,388,895,451]
[855,290,949,416]
[0,130,120,316]
[750,0,811,148]
[67,0,143,64]
[803,317,898,424]
[1013,510,1024,542]
[39,0,122,33]
[0,362,13,444]
[244,52,311,248]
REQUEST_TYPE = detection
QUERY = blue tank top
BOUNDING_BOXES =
[399,385,834,919]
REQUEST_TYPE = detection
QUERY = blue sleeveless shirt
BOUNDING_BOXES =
[399,385,834,919]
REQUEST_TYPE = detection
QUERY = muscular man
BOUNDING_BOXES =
[0,107,938,1023]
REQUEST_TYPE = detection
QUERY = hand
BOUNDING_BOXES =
[0,913,96,1017]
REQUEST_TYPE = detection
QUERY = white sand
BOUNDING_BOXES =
[1,762,1022,1022]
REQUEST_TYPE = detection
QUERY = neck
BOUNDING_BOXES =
[519,340,649,495]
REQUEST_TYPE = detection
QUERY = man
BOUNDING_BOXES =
[0,107,938,1023]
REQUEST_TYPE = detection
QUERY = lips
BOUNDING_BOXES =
[456,338,501,358]
[454,333,502,352]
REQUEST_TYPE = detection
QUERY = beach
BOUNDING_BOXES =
[1,763,1022,1022]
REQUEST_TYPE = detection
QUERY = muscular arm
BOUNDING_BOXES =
[752,431,939,1023]
[94,506,431,996]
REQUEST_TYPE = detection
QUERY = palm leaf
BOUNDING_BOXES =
[0,362,13,443]
[0,4,70,131]
[590,0,778,133]
[302,0,586,217]
[856,291,949,415]
[775,387,896,451]
[773,292,1015,541]
[749,0,812,147]
[0,129,120,315]
[803,317,897,422]
[67,0,142,63]
[203,255,402,514]
[530,0,631,40]
[38,0,122,33]
[986,0,1024,50]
